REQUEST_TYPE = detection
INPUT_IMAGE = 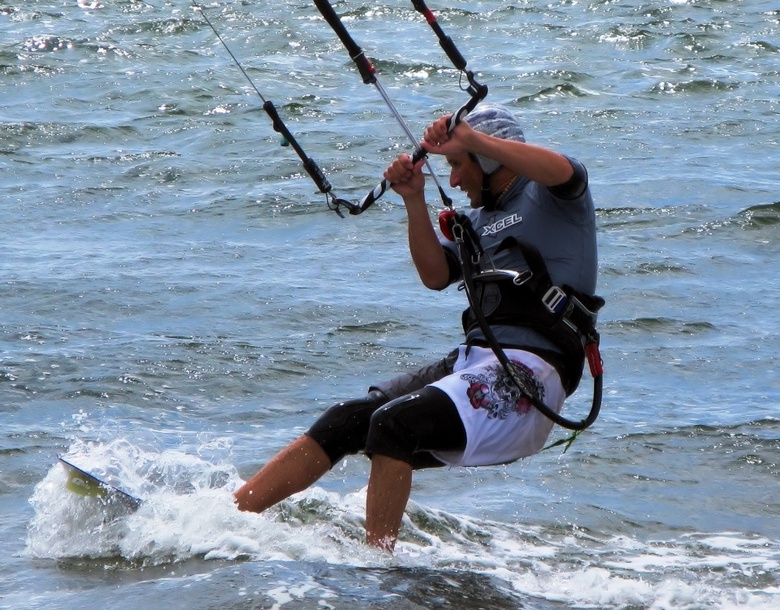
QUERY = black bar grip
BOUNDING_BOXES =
[263,100,332,195]
[303,158,333,195]
[411,0,467,70]
[376,88,487,207]
[313,0,376,84]
[438,35,467,72]
[410,146,428,165]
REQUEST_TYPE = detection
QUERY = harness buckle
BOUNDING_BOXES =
[473,269,532,286]
[513,270,533,286]
[542,285,567,314]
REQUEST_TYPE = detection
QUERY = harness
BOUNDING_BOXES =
[442,211,605,431]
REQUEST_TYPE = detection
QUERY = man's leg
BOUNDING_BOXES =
[234,391,388,513]
[365,454,412,551]
[233,350,459,520]
[363,386,466,551]
[234,435,331,513]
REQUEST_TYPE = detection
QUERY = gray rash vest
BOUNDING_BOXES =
[441,156,598,356]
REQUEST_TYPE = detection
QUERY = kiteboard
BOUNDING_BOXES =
[58,456,143,512]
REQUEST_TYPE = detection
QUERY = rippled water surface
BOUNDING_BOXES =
[1,1,779,608]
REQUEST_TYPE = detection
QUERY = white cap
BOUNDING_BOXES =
[464,103,525,175]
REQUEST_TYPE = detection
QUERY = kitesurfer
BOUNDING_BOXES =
[234,103,601,552]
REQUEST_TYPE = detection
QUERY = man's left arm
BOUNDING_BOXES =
[423,118,575,188]
[548,156,589,200]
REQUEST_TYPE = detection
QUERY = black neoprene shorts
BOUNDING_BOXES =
[306,348,465,469]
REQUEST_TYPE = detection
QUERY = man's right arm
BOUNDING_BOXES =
[384,154,451,291]
[404,192,451,290]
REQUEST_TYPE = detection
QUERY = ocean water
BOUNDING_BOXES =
[1,0,779,608]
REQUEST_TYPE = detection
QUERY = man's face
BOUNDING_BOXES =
[446,151,484,208]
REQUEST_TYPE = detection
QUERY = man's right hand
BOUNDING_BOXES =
[384,153,426,200]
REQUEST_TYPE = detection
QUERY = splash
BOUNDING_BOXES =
[26,439,780,608]
[26,439,380,567]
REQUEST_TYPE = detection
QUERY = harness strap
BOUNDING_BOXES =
[491,236,604,341]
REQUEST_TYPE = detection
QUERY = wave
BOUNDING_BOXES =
[515,82,588,104]
[111,17,201,37]
[612,317,716,335]
[737,39,779,54]
[688,201,780,236]
[735,202,780,229]
[649,78,740,95]
[597,203,780,241]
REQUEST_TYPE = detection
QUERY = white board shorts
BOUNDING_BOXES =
[429,345,565,467]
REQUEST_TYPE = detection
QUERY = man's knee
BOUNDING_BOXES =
[365,387,465,467]
[365,390,434,464]
[366,397,418,463]
[306,390,387,464]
